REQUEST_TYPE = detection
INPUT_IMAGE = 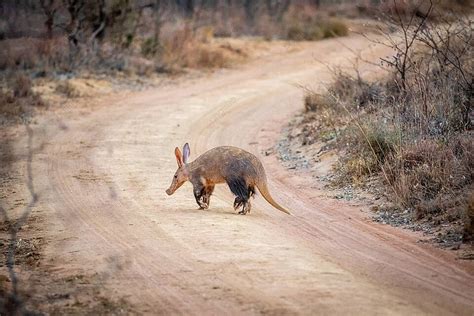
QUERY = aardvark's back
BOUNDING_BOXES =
[191,146,264,185]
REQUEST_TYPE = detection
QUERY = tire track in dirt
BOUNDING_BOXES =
[23,35,474,314]
[182,46,474,314]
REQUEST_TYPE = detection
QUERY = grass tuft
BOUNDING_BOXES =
[286,18,348,41]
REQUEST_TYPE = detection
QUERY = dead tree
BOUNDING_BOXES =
[379,0,433,94]
[63,0,85,47]
[39,0,57,39]
[244,0,258,25]
[265,0,290,22]
[176,0,194,16]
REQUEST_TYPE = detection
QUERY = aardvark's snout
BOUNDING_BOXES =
[165,188,173,195]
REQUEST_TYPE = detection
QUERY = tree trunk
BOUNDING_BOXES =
[244,0,257,25]
[184,0,194,16]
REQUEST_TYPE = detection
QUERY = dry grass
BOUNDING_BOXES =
[55,80,82,98]
[0,39,39,70]
[333,123,399,184]
[286,17,348,41]
[0,73,45,123]
[155,25,248,71]
[330,61,473,234]
[12,73,34,98]
[388,137,473,209]
[465,194,474,241]
[0,38,71,72]
[295,11,473,242]
[304,93,331,112]
[0,2,351,76]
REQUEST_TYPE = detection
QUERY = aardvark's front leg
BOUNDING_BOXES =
[193,184,208,210]
[201,185,215,209]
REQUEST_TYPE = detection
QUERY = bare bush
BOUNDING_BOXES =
[465,194,474,241]
[388,137,473,212]
[1,73,45,124]
[296,1,473,242]
[0,1,353,77]
[12,74,33,98]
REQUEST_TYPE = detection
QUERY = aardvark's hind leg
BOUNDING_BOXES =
[228,177,251,215]
[240,186,255,215]
[228,180,255,215]
[233,196,244,211]
[239,199,251,215]
[234,197,251,215]
[234,188,254,215]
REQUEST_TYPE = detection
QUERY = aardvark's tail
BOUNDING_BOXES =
[257,181,291,215]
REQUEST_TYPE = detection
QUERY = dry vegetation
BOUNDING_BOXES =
[292,1,473,245]
[2,0,472,314]
[0,73,45,124]
[0,0,363,125]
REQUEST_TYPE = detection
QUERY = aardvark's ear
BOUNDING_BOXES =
[175,147,183,167]
[182,143,190,164]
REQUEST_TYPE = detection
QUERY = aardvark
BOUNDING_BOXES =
[166,143,291,215]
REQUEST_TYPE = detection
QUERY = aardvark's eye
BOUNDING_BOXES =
[174,175,177,179]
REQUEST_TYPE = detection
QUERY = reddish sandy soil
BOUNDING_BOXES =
[1,34,473,314]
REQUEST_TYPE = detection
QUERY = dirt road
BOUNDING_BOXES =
[5,35,474,314]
